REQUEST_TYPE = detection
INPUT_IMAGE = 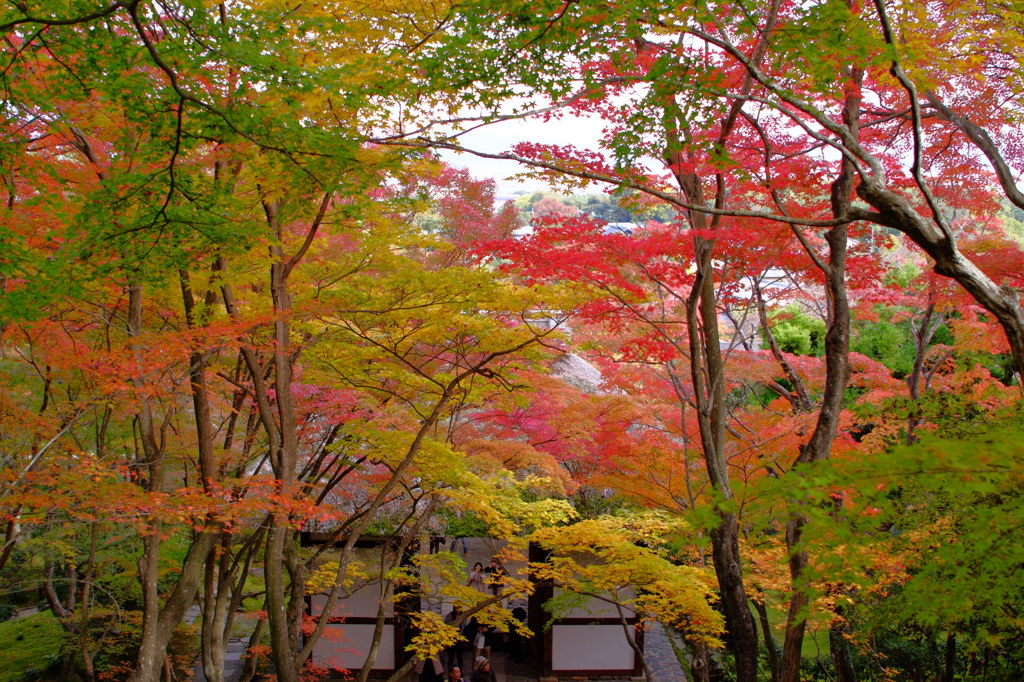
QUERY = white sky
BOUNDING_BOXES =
[436,112,609,197]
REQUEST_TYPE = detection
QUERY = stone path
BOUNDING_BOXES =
[192,639,249,682]
[643,622,688,682]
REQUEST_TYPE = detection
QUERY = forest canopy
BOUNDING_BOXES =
[0,1,1022,682]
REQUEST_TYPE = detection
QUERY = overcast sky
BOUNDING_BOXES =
[436,112,609,197]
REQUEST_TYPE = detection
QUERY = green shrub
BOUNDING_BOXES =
[765,305,826,357]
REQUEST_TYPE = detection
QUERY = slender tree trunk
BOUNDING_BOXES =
[133,534,164,682]
[754,599,782,682]
[658,124,762,675]
[239,616,268,682]
[262,198,303,682]
[0,518,17,572]
[754,280,813,413]
[201,543,226,682]
[356,578,396,682]
[614,602,655,682]
[778,52,860,680]
[858,181,1024,383]
[44,555,86,679]
[217,251,296,678]
[127,280,167,682]
[780,211,852,682]
[80,522,98,682]
[943,633,956,682]
[127,279,220,682]
[658,15,785,663]
[202,530,261,682]
[265,523,295,682]
[905,294,950,444]
[686,232,760,682]
[43,562,73,619]
[828,612,857,682]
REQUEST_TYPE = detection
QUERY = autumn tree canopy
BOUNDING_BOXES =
[0,2,1022,682]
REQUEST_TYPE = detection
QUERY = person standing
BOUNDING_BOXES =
[466,562,486,594]
[427,516,445,554]
[483,557,504,596]
[443,606,466,671]
[471,622,490,663]
[415,656,444,682]
[449,535,468,555]
[508,605,527,663]
[448,666,463,682]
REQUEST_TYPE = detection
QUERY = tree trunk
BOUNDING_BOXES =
[356,578,397,682]
[708,513,759,680]
[659,47,769,669]
[686,231,760,682]
[202,530,262,682]
[779,230,852,682]
[856,181,1024,382]
[779,56,859,680]
[615,602,655,682]
[126,280,167,682]
[132,534,165,682]
[0,518,17,572]
[943,633,956,682]
[754,280,812,413]
[239,617,268,682]
[780,222,851,679]
[905,297,943,444]
[265,522,296,682]
[201,544,226,682]
[80,523,98,682]
[285,532,307,654]
[828,615,857,682]
[218,247,314,677]
[125,281,220,682]
[257,198,303,682]
[754,599,782,682]
[43,562,73,620]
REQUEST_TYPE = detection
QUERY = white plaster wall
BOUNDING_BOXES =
[310,583,394,617]
[551,624,634,671]
[311,623,396,671]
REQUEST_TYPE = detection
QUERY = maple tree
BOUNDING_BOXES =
[2,1,1024,681]
[483,210,864,679]
[531,513,724,682]
[0,8,545,682]
[419,0,1024,679]
[0,142,571,682]
[411,2,1024,675]
[0,2,529,681]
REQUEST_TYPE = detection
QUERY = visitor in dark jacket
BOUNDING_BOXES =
[470,656,496,682]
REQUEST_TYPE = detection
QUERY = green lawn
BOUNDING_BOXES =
[762,601,833,659]
[0,612,63,682]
